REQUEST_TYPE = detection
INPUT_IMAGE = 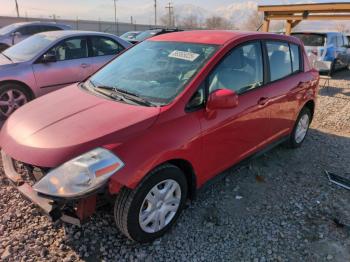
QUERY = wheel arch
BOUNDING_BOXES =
[167,158,197,200]
[111,158,198,201]
[303,100,315,121]
[0,80,35,100]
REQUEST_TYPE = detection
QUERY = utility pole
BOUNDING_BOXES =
[113,0,118,35]
[14,0,20,17]
[50,14,59,22]
[154,0,157,26]
[165,2,173,27]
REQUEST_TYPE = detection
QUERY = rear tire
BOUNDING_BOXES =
[329,60,337,77]
[114,164,188,243]
[0,83,31,120]
[287,107,311,148]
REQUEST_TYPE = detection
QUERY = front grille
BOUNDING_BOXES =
[12,159,48,186]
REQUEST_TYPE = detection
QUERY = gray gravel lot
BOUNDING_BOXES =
[1,70,350,262]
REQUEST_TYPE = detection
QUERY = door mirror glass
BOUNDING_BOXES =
[206,89,238,111]
[42,52,57,63]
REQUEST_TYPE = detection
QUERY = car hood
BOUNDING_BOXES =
[0,84,161,167]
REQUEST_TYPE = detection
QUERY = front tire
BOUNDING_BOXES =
[114,164,188,242]
[0,83,31,120]
[287,107,311,148]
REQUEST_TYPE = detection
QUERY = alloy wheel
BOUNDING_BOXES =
[0,89,28,117]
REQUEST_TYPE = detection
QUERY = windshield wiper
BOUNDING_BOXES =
[2,53,12,62]
[93,85,128,103]
[96,85,155,107]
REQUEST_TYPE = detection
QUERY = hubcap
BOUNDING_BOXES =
[0,89,27,117]
[139,179,181,233]
[295,114,310,143]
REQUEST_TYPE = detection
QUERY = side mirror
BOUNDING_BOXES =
[42,52,57,63]
[206,89,238,111]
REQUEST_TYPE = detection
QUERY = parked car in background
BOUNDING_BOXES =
[120,31,141,42]
[292,32,350,75]
[0,21,71,52]
[0,30,319,242]
[128,28,183,44]
[0,30,131,119]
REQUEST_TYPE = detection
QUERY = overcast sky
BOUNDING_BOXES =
[1,0,350,24]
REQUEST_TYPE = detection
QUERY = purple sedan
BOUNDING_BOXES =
[0,30,131,119]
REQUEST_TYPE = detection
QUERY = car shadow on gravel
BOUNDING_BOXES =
[319,86,350,98]
[15,128,346,261]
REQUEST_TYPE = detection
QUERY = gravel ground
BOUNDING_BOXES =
[1,70,350,262]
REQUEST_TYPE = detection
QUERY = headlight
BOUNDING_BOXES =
[33,148,124,198]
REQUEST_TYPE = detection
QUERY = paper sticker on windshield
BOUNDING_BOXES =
[169,50,200,62]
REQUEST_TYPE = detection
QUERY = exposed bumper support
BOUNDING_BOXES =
[1,150,96,225]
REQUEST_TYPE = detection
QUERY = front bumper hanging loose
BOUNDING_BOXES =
[1,150,96,225]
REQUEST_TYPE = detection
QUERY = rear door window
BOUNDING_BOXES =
[40,25,63,32]
[290,44,301,73]
[266,41,292,81]
[90,36,124,56]
[17,25,41,36]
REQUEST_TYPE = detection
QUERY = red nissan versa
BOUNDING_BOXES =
[0,31,319,242]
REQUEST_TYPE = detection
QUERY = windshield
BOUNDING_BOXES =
[87,40,218,105]
[134,30,161,42]
[0,24,18,35]
[292,33,326,47]
[2,33,57,62]
[120,32,140,40]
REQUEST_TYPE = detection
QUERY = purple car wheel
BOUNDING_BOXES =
[0,84,30,119]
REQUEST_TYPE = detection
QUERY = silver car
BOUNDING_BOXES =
[0,21,71,52]
[0,30,131,119]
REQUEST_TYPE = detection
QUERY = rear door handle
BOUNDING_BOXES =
[81,63,90,68]
[258,97,269,106]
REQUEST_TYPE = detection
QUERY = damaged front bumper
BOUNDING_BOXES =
[1,150,98,226]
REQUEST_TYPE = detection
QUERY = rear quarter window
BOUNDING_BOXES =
[290,44,301,73]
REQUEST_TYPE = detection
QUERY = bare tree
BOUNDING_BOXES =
[178,14,200,29]
[270,20,285,33]
[159,14,169,27]
[241,10,264,31]
[205,16,233,30]
[336,22,347,33]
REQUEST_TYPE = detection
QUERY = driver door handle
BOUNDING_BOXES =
[258,97,269,106]
[81,63,90,68]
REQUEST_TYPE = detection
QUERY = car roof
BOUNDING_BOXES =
[37,30,118,38]
[10,21,68,27]
[150,30,297,45]
[292,31,342,36]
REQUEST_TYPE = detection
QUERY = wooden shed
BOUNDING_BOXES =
[258,2,350,35]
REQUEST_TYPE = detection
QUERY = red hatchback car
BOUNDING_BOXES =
[1,31,319,242]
